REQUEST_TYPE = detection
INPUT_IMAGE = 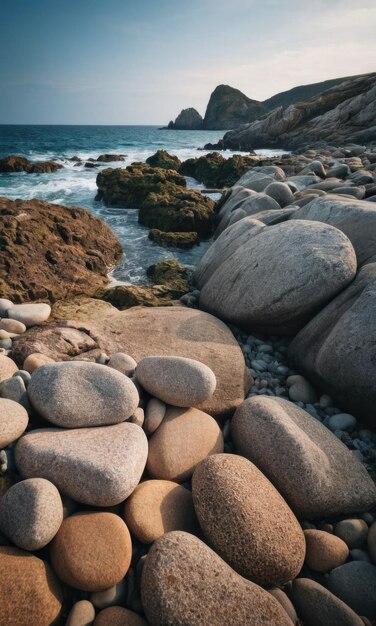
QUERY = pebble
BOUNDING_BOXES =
[0,318,26,334]
[90,579,127,609]
[0,478,63,550]
[0,398,28,448]
[7,302,51,327]
[327,561,376,619]
[94,606,148,626]
[147,406,224,482]
[329,413,357,432]
[192,453,305,585]
[0,375,30,410]
[27,361,139,428]
[320,394,333,408]
[143,397,166,435]
[15,422,148,506]
[334,519,369,548]
[124,479,199,543]
[50,512,132,592]
[96,352,109,365]
[0,355,18,382]
[287,374,317,404]
[128,407,144,427]
[136,356,216,407]
[12,369,31,385]
[66,600,96,626]
[0,338,12,350]
[23,352,55,372]
[304,529,349,572]
[0,298,13,315]
[107,352,137,377]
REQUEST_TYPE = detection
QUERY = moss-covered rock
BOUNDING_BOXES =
[0,155,63,174]
[148,229,199,248]
[147,259,190,292]
[180,152,259,187]
[146,150,181,171]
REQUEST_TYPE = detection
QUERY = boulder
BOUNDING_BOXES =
[264,181,295,207]
[0,155,63,173]
[288,263,376,424]
[148,228,199,248]
[141,531,294,626]
[96,153,125,162]
[146,150,181,170]
[290,578,364,626]
[12,306,249,420]
[231,397,376,518]
[0,197,122,303]
[199,220,357,335]
[168,107,203,130]
[327,561,376,619]
[0,398,28,447]
[192,454,305,585]
[0,355,18,381]
[15,422,148,506]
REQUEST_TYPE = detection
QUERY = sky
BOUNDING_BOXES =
[0,0,375,125]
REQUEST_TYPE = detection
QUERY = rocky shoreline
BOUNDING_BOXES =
[0,141,376,625]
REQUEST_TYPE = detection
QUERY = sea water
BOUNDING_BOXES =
[0,125,285,284]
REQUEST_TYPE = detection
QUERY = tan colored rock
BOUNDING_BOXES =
[50,512,132,592]
[66,600,96,626]
[141,531,294,626]
[290,578,364,626]
[231,397,376,518]
[13,306,249,420]
[268,588,298,624]
[23,352,55,373]
[147,406,224,482]
[0,355,18,382]
[144,398,166,435]
[0,398,28,448]
[304,529,349,572]
[124,479,199,543]
[192,454,305,585]
[94,606,148,626]
[0,546,62,626]
[0,318,26,334]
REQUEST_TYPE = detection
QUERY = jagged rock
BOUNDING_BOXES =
[168,107,203,130]
[0,197,122,303]
[0,155,63,173]
[96,154,125,162]
[180,152,258,187]
[148,229,199,248]
[146,259,189,292]
[146,150,181,170]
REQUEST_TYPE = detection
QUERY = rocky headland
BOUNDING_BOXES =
[0,140,376,626]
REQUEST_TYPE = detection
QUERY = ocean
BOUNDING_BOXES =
[0,125,285,284]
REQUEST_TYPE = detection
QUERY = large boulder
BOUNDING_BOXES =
[0,197,122,303]
[199,220,357,335]
[146,150,181,170]
[290,194,376,266]
[231,397,376,518]
[180,152,258,188]
[12,305,249,420]
[288,263,376,424]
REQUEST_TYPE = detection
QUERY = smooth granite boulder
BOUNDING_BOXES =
[199,220,357,334]
[304,530,349,572]
[136,356,216,407]
[264,181,295,207]
[0,355,18,382]
[141,531,294,626]
[28,361,139,428]
[290,578,364,626]
[290,194,376,265]
[15,422,148,506]
[327,562,376,619]
[192,454,305,585]
[0,547,62,626]
[288,263,376,424]
[0,398,28,447]
[231,397,376,518]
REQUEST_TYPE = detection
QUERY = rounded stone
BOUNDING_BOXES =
[335,519,369,549]
[0,477,63,551]
[0,398,28,448]
[124,479,199,543]
[287,374,317,404]
[50,512,132,592]
[107,352,137,377]
[90,580,126,609]
[290,578,364,626]
[136,355,216,407]
[268,587,298,624]
[144,397,166,435]
[66,600,96,626]
[304,529,349,572]
[94,607,148,626]
[0,546,62,625]
[28,361,139,428]
[0,318,26,334]
[129,407,144,427]
[7,302,51,327]
[327,561,376,619]
[15,422,148,506]
[147,406,224,482]
[141,531,294,626]
[368,522,376,564]
[0,298,13,315]
[192,453,305,585]
[0,355,18,382]
[23,352,55,373]
[329,413,357,432]
[264,181,295,207]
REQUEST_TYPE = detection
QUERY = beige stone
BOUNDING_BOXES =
[66,600,96,626]
[0,355,18,382]
[0,398,28,448]
[23,352,55,373]
[94,606,148,626]
[304,529,349,572]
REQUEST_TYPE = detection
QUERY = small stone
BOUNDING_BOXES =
[0,298,13,315]
[66,600,96,626]
[13,369,31,385]
[335,519,369,548]
[28,361,139,428]
[50,512,132,592]
[267,588,298,624]
[7,302,51,327]
[90,579,127,609]
[304,529,349,572]
[367,522,376,564]
[23,352,55,373]
[96,352,109,365]
[287,374,317,404]
[350,549,371,563]
[327,561,376,619]
[0,376,30,410]
[124,479,199,543]
[143,398,166,435]
[94,607,148,626]
[0,478,63,550]
[128,407,144,427]
[0,355,18,382]
[147,406,224,482]
[0,338,12,350]
[0,398,28,447]
[107,352,137,377]
[0,318,26,334]
[329,413,357,432]
[320,394,333,408]
[136,356,216,407]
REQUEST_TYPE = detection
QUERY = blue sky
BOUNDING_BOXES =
[0,0,375,124]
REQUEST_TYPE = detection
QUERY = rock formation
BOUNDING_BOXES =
[168,107,203,130]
